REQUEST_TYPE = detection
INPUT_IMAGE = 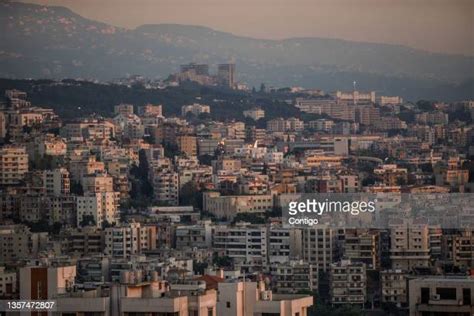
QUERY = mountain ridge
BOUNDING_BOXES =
[1,1,473,100]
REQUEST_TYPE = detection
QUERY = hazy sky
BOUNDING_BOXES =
[18,0,474,56]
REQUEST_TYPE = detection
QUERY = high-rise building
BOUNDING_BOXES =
[217,63,236,88]
[180,63,210,76]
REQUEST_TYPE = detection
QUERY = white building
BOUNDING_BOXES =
[76,192,120,228]
[243,108,265,121]
[181,103,211,116]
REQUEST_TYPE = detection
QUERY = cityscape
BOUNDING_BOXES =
[0,1,473,316]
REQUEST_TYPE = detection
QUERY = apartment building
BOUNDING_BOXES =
[302,226,337,272]
[389,220,431,270]
[150,170,179,206]
[217,281,313,316]
[0,267,17,298]
[81,172,114,193]
[177,134,198,157]
[67,226,104,255]
[0,225,47,263]
[272,260,317,294]
[268,227,302,264]
[330,260,367,307]
[243,107,265,121]
[181,103,211,117]
[76,192,120,228]
[213,224,268,266]
[381,269,408,306]
[408,277,474,316]
[343,229,380,269]
[374,164,408,186]
[138,103,163,117]
[0,145,28,185]
[42,168,70,196]
[104,222,157,258]
[175,221,213,249]
[20,264,77,300]
[203,191,273,219]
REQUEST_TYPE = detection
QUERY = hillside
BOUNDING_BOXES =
[0,1,473,101]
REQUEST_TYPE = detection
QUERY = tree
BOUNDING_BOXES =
[193,261,208,275]
[179,181,202,209]
[213,254,233,268]
[79,215,96,227]
[70,181,84,195]
[233,213,265,224]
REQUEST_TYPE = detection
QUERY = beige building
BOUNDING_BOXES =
[139,103,163,116]
[0,145,28,185]
[381,270,408,306]
[76,192,120,228]
[217,281,313,316]
[243,108,265,121]
[203,192,273,220]
[42,168,70,196]
[343,229,380,269]
[213,224,268,266]
[272,260,317,294]
[0,266,17,298]
[181,103,211,117]
[177,134,198,157]
[0,225,49,264]
[408,277,474,316]
[389,220,431,270]
[151,170,180,206]
[335,90,376,104]
[330,260,367,307]
[104,222,157,258]
[0,111,6,139]
[81,172,114,193]
[302,226,337,272]
[20,264,77,300]
[67,226,104,255]
[374,164,408,186]
[114,103,134,115]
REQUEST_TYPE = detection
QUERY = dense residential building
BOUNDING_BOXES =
[408,277,474,316]
[389,220,431,270]
[243,107,265,121]
[381,269,408,306]
[0,67,471,316]
[0,145,28,185]
[181,103,211,116]
[302,226,337,272]
[203,191,273,219]
[272,260,317,293]
[76,192,120,228]
[330,260,367,307]
[104,222,157,258]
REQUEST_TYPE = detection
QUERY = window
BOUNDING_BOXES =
[436,288,457,300]
[463,288,471,305]
[226,302,231,308]
[421,287,430,304]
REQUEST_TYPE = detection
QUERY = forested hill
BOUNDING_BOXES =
[0,79,300,121]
